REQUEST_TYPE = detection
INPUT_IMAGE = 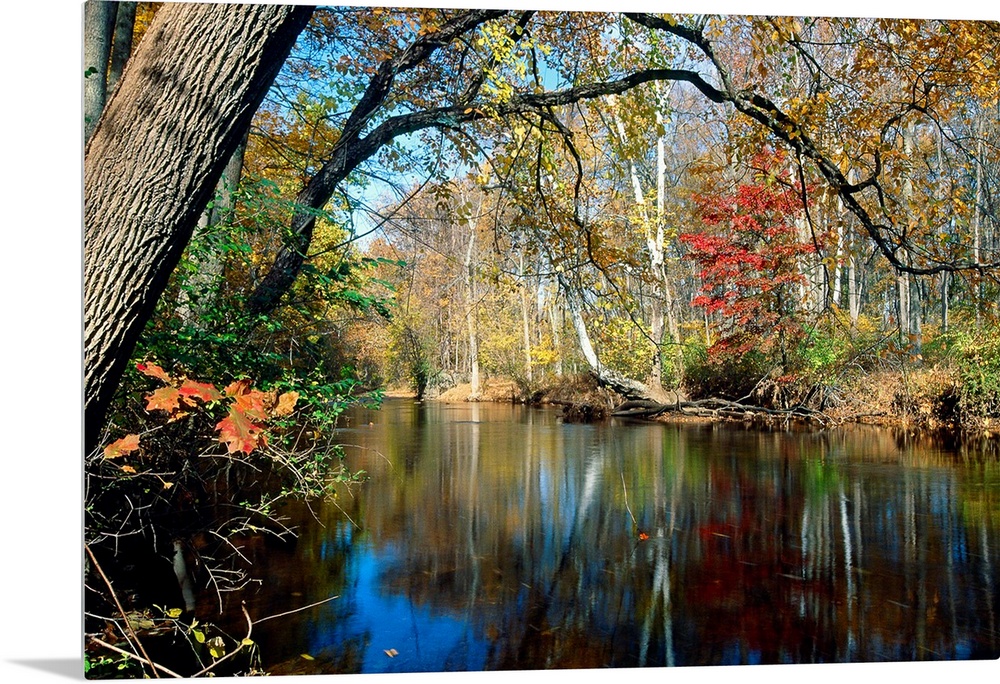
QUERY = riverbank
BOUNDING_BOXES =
[389,367,1000,438]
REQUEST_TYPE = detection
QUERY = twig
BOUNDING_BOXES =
[85,543,160,678]
[255,594,341,624]
[620,471,638,528]
[190,603,254,677]
[88,637,184,678]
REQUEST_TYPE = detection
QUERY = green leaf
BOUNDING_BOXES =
[207,636,226,659]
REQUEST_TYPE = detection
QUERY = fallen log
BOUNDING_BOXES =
[612,397,832,427]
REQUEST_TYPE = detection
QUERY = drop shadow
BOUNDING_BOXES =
[7,658,81,680]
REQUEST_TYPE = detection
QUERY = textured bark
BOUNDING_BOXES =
[83,1,117,142]
[84,3,313,452]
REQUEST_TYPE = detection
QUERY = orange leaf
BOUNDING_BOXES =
[146,386,181,413]
[121,465,137,474]
[224,379,253,397]
[178,379,222,403]
[136,362,170,382]
[272,391,299,417]
[233,390,270,421]
[104,434,140,459]
[216,407,265,454]
[638,532,650,541]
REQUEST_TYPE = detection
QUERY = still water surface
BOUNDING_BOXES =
[225,400,1000,673]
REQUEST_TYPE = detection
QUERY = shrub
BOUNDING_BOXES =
[682,337,771,401]
[955,332,1000,424]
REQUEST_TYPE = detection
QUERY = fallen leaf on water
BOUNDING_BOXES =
[384,649,398,658]
[638,532,650,541]
[300,653,315,661]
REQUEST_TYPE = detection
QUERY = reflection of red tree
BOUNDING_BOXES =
[681,464,838,663]
[681,153,817,364]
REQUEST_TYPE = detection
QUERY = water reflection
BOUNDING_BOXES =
[220,400,1000,673]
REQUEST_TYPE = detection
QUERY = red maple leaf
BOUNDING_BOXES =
[224,379,253,397]
[104,434,140,459]
[216,406,265,454]
[136,362,171,382]
[233,390,270,421]
[146,386,182,413]
[178,379,222,403]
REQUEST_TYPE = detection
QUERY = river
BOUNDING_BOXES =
[219,399,1000,674]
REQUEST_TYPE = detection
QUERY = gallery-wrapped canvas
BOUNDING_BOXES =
[80,1,1000,679]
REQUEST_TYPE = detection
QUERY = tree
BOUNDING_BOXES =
[84,3,313,453]
[83,1,117,142]
[681,153,817,366]
[107,2,137,95]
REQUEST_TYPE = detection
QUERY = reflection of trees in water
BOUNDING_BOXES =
[230,404,1000,670]
[381,414,998,666]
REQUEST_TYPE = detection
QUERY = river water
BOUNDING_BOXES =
[222,399,1000,674]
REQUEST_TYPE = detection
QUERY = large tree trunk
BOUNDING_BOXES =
[83,1,117,142]
[84,3,313,453]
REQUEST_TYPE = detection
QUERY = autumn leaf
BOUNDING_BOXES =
[206,636,226,659]
[216,407,265,454]
[638,532,650,541]
[272,391,300,417]
[224,378,253,397]
[121,464,137,474]
[178,379,223,403]
[146,386,182,413]
[233,390,270,421]
[104,434,140,459]
[136,361,170,382]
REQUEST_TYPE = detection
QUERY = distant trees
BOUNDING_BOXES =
[82,1,117,141]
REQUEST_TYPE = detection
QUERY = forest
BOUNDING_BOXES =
[81,2,999,678]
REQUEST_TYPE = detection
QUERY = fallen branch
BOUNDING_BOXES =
[611,397,833,427]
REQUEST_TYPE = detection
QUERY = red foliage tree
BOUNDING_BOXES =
[681,157,816,366]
